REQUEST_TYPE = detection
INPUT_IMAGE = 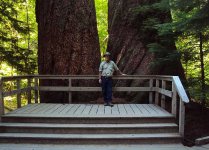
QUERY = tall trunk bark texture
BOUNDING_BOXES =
[108,0,186,102]
[36,0,100,103]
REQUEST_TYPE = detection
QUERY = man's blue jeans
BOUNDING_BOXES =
[101,76,112,103]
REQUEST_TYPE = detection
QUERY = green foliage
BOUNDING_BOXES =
[133,0,209,105]
[171,0,209,105]
[0,0,37,75]
[132,0,179,72]
[0,0,37,110]
[95,0,108,56]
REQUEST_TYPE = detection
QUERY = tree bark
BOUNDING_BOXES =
[36,0,100,103]
[108,0,186,102]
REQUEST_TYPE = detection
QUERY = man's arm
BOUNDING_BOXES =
[99,71,102,79]
[99,62,103,84]
[116,69,126,75]
[113,61,126,75]
[99,71,102,84]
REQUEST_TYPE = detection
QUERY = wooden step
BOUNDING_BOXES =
[1,116,175,124]
[0,133,182,144]
[0,123,178,134]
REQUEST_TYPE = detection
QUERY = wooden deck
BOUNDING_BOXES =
[4,104,173,118]
[0,103,180,144]
[0,75,190,144]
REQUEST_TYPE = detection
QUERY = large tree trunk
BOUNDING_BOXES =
[108,0,186,102]
[36,0,100,103]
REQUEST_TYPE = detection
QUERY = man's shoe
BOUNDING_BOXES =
[104,103,108,106]
[109,103,114,107]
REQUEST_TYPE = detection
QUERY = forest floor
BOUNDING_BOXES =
[184,101,209,146]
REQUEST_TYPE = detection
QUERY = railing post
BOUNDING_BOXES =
[179,99,185,137]
[27,78,32,104]
[34,77,39,103]
[172,82,177,117]
[155,79,159,105]
[68,78,72,103]
[149,79,153,104]
[0,78,4,116]
[161,80,166,109]
[16,79,21,108]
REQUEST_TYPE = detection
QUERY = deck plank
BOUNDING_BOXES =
[148,104,162,115]
[37,104,55,114]
[27,104,50,114]
[111,104,120,115]
[74,104,86,115]
[58,104,74,114]
[130,104,142,115]
[44,104,63,114]
[143,104,157,115]
[124,104,135,115]
[65,104,80,114]
[154,104,171,115]
[89,105,99,116]
[39,104,54,114]
[141,104,152,114]
[97,104,105,115]
[19,104,42,114]
[52,104,69,114]
[82,104,92,115]
[117,104,127,115]
[135,104,149,115]
[104,106,111,115]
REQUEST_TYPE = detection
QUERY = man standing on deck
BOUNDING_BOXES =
[99,52,126,107]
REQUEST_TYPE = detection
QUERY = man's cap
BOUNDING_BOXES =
[103,52,111,57]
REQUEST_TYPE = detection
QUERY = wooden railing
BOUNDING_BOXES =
[0,75,189,136]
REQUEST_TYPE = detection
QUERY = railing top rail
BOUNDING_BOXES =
[1,75,190,103]
[172,76,189,103]
[1,74,173,81]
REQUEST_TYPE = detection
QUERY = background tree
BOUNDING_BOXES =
[36,0,100,103]
[107,0,185,102]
